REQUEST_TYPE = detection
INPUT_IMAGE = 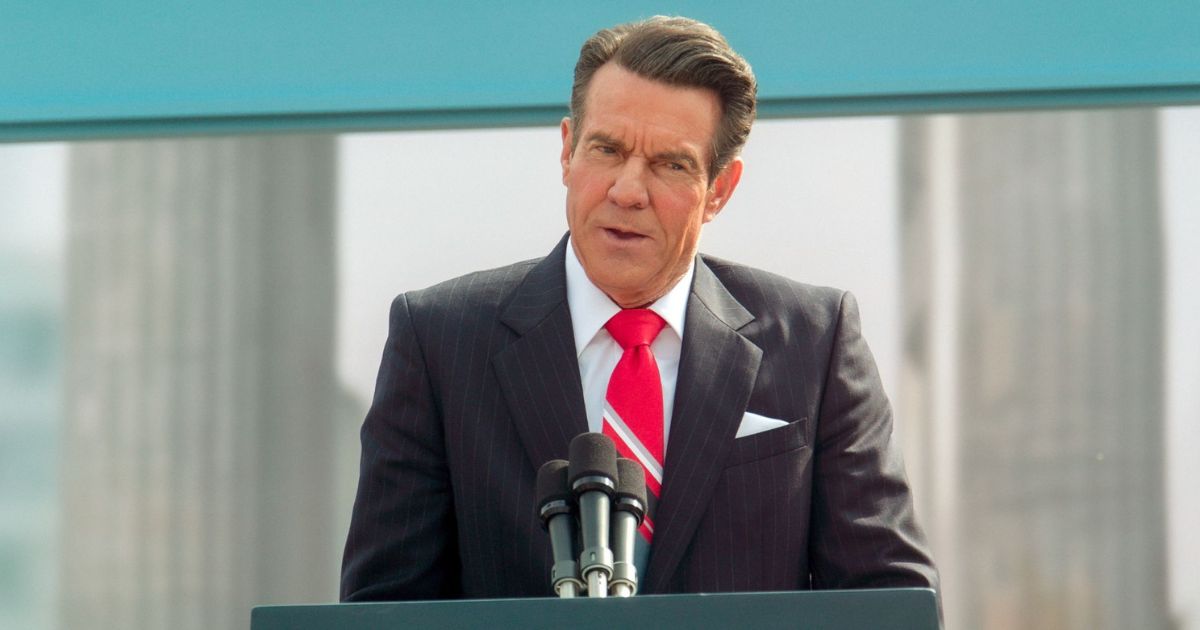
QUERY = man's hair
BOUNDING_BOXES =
[569,16,757,180]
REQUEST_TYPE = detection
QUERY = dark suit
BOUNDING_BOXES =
[340,235,938,600]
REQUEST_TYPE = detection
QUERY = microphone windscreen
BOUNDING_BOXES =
[568,432,618,486]
[615,457,648,505]
[536,459,571,507]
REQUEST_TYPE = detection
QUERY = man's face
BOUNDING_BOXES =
[561,63,743,308]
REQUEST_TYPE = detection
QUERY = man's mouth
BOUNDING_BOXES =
[604,227,645,240]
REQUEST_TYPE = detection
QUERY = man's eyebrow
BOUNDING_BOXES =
[585,132,701,170]
[584,132,628,151]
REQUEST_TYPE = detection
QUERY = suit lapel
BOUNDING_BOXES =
[644,257,761,592]
[492,236,589,470]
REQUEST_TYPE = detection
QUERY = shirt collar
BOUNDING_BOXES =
[565,235,693,356]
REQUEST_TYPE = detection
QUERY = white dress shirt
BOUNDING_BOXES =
[565,237,693,457]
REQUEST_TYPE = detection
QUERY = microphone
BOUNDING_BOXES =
[610,457,646,597]
[568,433,618,597]
[536,459,583,598]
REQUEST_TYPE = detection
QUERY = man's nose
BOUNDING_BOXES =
[607,159,650,209]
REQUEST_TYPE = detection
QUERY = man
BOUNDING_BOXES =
[341,16,938,600]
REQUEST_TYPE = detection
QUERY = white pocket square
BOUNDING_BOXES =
[735,411,789,438]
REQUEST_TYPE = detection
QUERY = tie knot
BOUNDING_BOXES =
[605,308,666,350]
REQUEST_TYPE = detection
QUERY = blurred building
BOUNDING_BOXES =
[0,251,60,630]
[60,137,339,630]
[899,110,1169,629]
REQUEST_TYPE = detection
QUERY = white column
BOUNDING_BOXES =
[900,109,1168,630]
[62,135,338,630]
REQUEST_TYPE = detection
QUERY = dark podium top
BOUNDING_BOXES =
[252,588,940,630]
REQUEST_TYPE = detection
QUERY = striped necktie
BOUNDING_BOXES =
[601,308,665,543]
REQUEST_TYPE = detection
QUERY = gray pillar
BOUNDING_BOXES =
[900,110,1168,630]
[62,135,337,630]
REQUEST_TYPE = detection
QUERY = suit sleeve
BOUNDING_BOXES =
[340,293,462,601]
[808,291,940,593]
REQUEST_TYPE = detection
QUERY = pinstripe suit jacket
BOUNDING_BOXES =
[340,235,938,601]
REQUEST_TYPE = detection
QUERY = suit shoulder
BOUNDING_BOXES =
[398,257,541,319]
[699,254,847,318]
[698,255,862,367]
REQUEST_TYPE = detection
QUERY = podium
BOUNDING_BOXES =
[252,588,939,629]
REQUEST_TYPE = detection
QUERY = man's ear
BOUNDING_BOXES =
[703,157,744,223]
[560,117,573,183]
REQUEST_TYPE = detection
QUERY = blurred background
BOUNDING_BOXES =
[1,106,1197,630]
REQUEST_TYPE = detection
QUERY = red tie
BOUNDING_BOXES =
[601,308,666,543]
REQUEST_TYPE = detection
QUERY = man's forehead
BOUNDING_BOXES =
[581,63,721,115]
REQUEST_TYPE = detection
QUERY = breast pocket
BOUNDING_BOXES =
[725,416,808,467]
